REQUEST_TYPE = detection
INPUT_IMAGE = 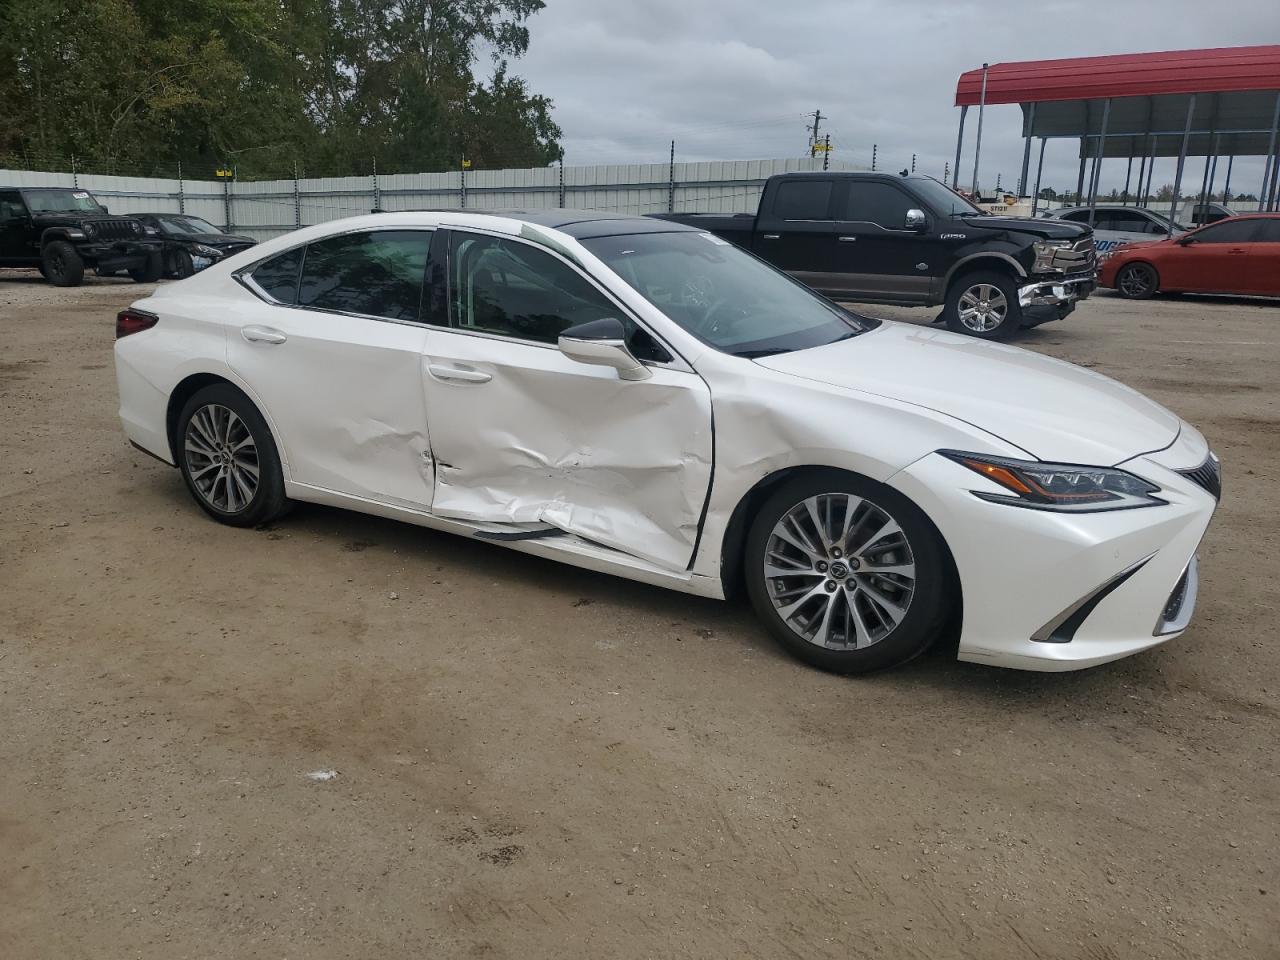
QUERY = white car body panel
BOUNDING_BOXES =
[115,210,1218,671]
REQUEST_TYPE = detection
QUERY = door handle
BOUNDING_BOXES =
[1227,248,1248,254]
[837,236,858,243]
[241,325,286,344]
[762,233,781,240]
[427,363,492,384]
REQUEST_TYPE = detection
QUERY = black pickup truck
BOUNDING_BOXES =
[0,185,162,286]
[653,172,1097,339]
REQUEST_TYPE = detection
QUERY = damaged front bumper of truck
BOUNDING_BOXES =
[1018,271,1097,309]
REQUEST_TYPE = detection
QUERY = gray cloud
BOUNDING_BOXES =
[516,0,1280,198]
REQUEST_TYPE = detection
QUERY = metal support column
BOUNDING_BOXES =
[558,159,565,208]
[1030,138,1046,217]
[177,160,185,214]
[1075,143,1086,205]
[1222,155,1234,203]
[952,105,967,189]
[292,161,301,228]
[1135,144,1148,207]
[1169,96,1197,228]
[1260,92,1280,212]
[1018,103,1036,198]
[1122,154,1133,204]
[1143,138,1157,208]
[970,63,989,195]
[1087,98,1111,222]
[371,158,380,212]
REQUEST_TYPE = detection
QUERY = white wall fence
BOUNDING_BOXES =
[1,158,865,240]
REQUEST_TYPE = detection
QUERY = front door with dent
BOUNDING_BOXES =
[421,230,714,571]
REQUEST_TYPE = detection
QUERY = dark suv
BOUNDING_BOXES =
[0,186,163,286]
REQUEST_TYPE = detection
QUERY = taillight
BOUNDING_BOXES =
[116,308,158,339]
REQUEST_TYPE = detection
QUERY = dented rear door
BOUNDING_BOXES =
[421,229,713,571]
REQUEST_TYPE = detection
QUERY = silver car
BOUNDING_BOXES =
[1045,206,1186,255]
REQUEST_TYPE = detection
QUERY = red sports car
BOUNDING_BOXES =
[1099,213,1280,299]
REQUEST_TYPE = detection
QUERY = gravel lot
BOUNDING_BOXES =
[2,271,1278,959]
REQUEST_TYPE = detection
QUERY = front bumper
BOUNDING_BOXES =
[889,440,1218,671]
[1018,272,1097,309]
[85,240,161,272]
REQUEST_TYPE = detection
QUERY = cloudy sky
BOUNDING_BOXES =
[516,0,1279,198]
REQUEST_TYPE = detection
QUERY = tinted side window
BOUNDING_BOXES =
[449,233,624,345]
[1060,211,1090,223]
[844,183,914,228]
[1096,211,1152,233]
[298,230,431,320]
[1255,219,1280,242]
[773,180,832,220]
[0,190,24,220]
[1193,219,1261,244]
[250,247,304,304]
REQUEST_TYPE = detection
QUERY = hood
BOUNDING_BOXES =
[181,232,256,247]
[958,215,1089,241]
[755,322,1180,466]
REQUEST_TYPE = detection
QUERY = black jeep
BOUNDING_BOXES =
[0,186,163,286]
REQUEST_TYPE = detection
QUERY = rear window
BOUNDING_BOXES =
[1256,219,1280,243]
[249,247,304,303]
[773,180,832,220]
[297,230,432,321]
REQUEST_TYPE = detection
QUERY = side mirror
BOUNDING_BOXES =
[905,208,927,231]
[558,318,651,381]
[1177,235,1196,246]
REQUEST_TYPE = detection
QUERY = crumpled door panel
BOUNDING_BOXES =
[423,333,713,571]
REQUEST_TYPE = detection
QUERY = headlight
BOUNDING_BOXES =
[143,224,159,235]
[1032,239,1071,274]
[941,451,1165,512]
[191,244,222,258]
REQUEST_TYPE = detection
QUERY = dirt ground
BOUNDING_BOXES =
[2,270,1278,960]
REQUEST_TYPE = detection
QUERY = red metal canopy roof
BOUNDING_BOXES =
[955,45,1280,107]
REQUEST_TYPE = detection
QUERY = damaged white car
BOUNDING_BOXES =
[115,211,1219,673]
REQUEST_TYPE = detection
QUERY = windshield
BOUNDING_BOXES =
[906,177,983,217]
[23,189,105,215]
[581,231,876,358]
[154,215,221,235]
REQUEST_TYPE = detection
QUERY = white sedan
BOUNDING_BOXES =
[114,211,1219,673]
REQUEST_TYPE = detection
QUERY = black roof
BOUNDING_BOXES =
[453,209,701,239]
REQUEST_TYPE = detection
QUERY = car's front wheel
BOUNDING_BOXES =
[744,471,954,674]
[41,241,85,286]
[168,249,195,279]
[176,384,288,527]
[944,270,1022,340]
[1115,262,1159,299]
[128,250,163,283]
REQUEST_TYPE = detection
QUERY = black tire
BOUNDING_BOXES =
[176,384,289,528]
[128,250,163,283]
[944,269,1023,341]
[1114,262,1159,300]
[168,249,195,279]
[41,240,85,287]
[743,470,955,675]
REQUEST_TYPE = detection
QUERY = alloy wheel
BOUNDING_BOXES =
[184,403,260,513]
[958,283,1008,332]
[1118,265,1154,298]
[762,493,916,650]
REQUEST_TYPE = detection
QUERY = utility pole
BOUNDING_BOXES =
[822,135,830,171]
[808,109,825,158]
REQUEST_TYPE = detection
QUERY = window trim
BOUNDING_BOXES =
[234,226,436,327]
[438,226,691,372]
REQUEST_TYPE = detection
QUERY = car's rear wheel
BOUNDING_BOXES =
[41,241,85,287]
[944,270,1022,340]
[128,250,163,283]
[176,384,288,527]
[744,471,953,674]
[1115,262,1159,299]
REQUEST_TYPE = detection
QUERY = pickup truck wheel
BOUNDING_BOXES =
[1115,262,1158,299]
[41,241,85,287]
[128,250,163,283]
[944,271,1022,341]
